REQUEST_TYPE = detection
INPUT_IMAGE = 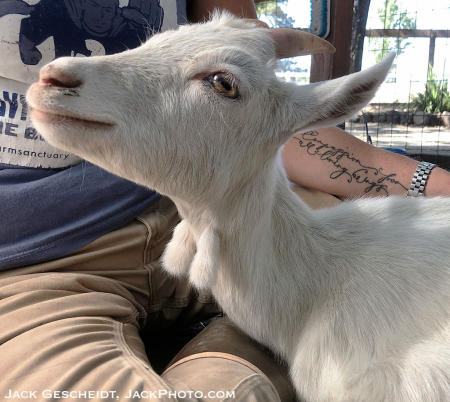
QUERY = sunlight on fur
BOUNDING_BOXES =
[27,13,450,402]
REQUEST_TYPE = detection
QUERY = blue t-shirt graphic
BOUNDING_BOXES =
[0,0,187,271]
[18,0,164,64]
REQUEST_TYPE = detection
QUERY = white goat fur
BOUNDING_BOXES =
[27,14,450,402]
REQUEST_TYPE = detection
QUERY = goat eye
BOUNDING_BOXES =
[206,73,239,99]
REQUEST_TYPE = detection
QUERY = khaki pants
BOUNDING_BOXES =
[0,198,282,401]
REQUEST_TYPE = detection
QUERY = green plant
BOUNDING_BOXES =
[255,0,294,28]
[411,67,450,114]
[255,1,301,73]
[369,0,416,63]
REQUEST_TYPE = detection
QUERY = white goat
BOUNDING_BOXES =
[27,14,449,402]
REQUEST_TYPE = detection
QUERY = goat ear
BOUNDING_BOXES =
[281,53,395,134]
[269,28,335,58]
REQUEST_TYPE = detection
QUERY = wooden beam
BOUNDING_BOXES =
[351,0,372,73]
[365,29,449,38]
[310,0,354,82]
[428,36,436,69]
[309,0,354,130]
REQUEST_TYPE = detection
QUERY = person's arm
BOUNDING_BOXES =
[282,126,450,198]
[187,0,257,23]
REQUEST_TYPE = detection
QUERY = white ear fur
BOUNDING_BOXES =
[281,53,395,136]
[162,220,196,277]
[189,226,220,290]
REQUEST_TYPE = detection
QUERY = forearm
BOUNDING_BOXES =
[187,0,257,23]
[282,126,450,198]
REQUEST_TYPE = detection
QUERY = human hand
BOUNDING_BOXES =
[19,33,42,65]
[20,47,42,65]
[120,7,147,28]
[121,0,164,32]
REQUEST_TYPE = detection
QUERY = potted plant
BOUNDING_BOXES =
[411,67,450,126]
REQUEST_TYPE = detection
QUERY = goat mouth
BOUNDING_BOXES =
[31,108,114,130]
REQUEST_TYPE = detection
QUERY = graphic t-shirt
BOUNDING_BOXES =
[0,0,187,270]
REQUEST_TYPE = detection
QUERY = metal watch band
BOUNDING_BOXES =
[406,161,436,197]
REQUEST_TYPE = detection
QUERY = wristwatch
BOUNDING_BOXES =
[406,161,436,197]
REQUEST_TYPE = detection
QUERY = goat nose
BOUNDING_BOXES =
[39,63,82,88]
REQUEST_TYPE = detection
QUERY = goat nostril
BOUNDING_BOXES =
[40,76,82,88]
[40,77,77,88]
[39,67,82,88]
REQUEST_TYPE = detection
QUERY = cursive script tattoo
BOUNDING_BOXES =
[294,131,408,195]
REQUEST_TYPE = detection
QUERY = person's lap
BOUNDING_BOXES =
[0,197,286,401]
